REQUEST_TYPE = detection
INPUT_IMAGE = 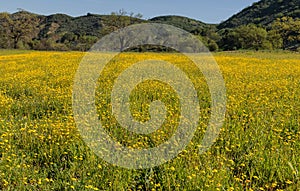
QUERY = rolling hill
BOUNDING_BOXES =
[218,0,300,29]
[0,0,299,51]
[0,11,146,50]
[149,15,215,34]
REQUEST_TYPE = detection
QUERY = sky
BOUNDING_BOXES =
[0,0,259,24]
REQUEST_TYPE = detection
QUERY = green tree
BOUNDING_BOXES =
[236,24,269,50]
[101,9,144,51]
[267,30,283,49]
[75,35,98,51]
[3,11,40,49]
[271,17,300,50]
[219,25,271,50]
[207,40,219,51]
[0,12,13,48]
[219,29,241,50]
[102,9,143,34]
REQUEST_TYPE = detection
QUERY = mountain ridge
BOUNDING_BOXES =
[0,0,299,51]
[218,0,300,28]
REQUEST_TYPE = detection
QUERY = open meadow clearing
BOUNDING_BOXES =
[0,50,299,190]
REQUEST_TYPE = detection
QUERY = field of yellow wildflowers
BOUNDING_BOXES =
[0,50,299,190]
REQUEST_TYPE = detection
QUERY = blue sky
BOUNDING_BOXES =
[0,0,259,24]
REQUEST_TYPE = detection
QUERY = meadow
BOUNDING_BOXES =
[0,50,299,190]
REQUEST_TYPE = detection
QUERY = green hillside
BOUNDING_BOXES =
[0,11,145,51]
[150,15,215,34]
[0,0,299,51]
[218,0,300,29]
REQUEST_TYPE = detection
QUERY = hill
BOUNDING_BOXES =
[0,0,299,51]
[218,0,300,29]
[41,13,145,38]
[150,15,215,34]
[0,11,145,51]
[0,12,215,51]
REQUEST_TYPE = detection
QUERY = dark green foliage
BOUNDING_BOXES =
[218,0,300,29]
[0,11,145,51]
[219,24,272,51]
[0,0,299,52]
[270,17,300,50]
[149,15,215,34]
[0,11,40,49]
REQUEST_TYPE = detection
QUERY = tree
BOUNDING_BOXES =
[219,29,241,50]
[219,25,271,50]
[4,11,40,49]
[0,12,13,48]
[235,24,269,50]
[207,40,219,51]
[271,17,300,50]
[267,30,283,49]
[76,35,98,51]
[101,9,144,51]
[102,9,143,34]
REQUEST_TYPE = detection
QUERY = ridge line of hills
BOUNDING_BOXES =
[0,0,299,51]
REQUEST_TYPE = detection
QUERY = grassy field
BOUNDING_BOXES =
[0,50,299,190]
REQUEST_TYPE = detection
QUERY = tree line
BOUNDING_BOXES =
[0,10,299,52]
